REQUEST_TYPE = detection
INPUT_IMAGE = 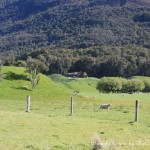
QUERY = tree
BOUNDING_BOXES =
[5,51,16,66]
[16,60,27,67]
[26,57,48,91]
[72,56,96,76]
[48,54,72,75]
[100,56,130,77]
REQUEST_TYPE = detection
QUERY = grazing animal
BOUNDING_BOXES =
[100,104,111,110]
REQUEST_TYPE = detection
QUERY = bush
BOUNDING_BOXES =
[16,60,27,67]
[143,80,150,92]
[91,134,102,150]
[97,77,147,93]
[97,77,123,93]
[123,79,145,92]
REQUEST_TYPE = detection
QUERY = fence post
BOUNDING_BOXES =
[26,95,30,112]
[70,97,74,115]
[135,100,139,122]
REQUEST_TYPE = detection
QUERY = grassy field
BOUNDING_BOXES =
[0,67,150,150]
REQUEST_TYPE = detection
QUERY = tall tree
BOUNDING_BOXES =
[26,57,48,91]
[72,56,96,76]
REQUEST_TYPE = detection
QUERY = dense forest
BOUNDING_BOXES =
[0,0,150,77]
[0,0,150,53]
[2,46,150,77]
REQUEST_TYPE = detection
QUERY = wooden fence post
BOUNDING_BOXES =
[70,97,74,115]
[135,100,139,122]
[26,95,30,112]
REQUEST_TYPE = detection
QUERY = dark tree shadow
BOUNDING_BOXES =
[4,71,29,81]
[13,87,32,91]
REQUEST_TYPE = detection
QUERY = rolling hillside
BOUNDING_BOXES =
[0,0,150,55]
[0,66,67,100]
[1,66,150,101]
[49,74,100,97]
[0,66,100,101]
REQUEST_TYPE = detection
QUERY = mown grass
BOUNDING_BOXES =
[0,67,150,150]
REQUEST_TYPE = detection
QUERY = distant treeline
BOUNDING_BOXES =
[3,46,150,78]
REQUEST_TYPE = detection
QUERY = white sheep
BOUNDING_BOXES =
[100,104,112,110]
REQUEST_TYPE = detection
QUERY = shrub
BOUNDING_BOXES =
[16,60,27,67]
[91,134,102,150]
[143,80,150,92]
[97,77,123,93]
[97,77,147,93]
[123,79,145,92]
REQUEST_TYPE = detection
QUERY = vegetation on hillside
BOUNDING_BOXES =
[0,0,150,55]
[0,0,150,78]
[7,46,149,78]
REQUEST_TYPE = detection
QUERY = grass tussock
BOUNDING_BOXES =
[91,134,102,150]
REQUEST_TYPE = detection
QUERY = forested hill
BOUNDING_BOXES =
[0,0,150,55]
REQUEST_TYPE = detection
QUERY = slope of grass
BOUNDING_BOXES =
[0,67,69,101]
[0,67,150,150]
[50,74,100,98]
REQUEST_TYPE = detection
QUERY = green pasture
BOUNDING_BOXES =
[0,67,150,150]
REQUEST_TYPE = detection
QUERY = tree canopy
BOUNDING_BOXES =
[13,46,150,78]
[0,0,150,55]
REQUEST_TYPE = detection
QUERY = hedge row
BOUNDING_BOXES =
[97,77,150,93]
